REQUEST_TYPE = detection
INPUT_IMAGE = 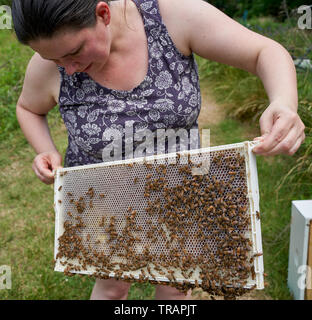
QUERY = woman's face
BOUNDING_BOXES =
[29,21,112,76]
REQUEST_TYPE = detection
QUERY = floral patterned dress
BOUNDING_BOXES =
[58,0,202,167]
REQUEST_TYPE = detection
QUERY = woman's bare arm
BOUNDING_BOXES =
[16,53,62,183]
[160,0,305,156]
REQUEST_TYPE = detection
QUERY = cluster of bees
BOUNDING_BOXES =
[55,150,260,299]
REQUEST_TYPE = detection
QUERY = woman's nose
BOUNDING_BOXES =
[64,62,79,76]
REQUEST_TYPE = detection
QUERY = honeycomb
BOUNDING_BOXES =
[54,141,264,298]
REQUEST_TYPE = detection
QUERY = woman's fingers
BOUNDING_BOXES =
[288,132,306,156]
[253,114,293,155]
[253,103,305,156]
[256,127,305,156]
[32,152,63,184]
[32,160,54,184]
[49,152,63,171]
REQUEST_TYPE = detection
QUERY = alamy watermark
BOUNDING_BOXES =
[0,265,11,290]
[101,124,211,174]
[298,5,312,29]
[297,265,312,291]
[0,5,12,29]
[1,5,312,31]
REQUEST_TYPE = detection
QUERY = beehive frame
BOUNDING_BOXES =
[53,141,264,293]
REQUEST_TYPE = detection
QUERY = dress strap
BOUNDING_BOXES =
[131,0,163,25]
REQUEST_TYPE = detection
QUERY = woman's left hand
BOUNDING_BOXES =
[252,100,305,156]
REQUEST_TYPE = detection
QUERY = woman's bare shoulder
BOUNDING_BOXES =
[157,0,192,56]
[157,0,273,73]
[19,53,60,114]
[27,53,60,99]
[27,53,59,78]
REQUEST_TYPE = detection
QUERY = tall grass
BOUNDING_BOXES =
[196,16,312,196]
[0,30,33,142]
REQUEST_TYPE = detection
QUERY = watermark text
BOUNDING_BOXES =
[101,124,211,174]
[0,5,12,30]
[298,5,312,29]
[297,265,312,290]
[0,265,11,289]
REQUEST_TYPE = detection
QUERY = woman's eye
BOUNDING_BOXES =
[71,48,82,57]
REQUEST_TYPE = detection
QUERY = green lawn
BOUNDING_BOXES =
[0,30,34,142]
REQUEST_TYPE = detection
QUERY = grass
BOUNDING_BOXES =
[0,30,33,142]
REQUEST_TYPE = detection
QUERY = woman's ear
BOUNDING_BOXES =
[95,2,111,26]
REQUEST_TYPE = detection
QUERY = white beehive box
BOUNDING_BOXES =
[288,200,312,300]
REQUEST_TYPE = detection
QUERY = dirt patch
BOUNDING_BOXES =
[198,87,226,128]
[198,83,261,144]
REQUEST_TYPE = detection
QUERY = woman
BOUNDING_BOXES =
[12,0,305,300]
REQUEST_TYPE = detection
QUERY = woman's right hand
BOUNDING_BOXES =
[32,151,63,184]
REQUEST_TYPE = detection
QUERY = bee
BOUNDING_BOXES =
[187,154,193,165]
[256,211,261,220]
[86,187,95,198]
[58,200,62,204]
[166,274,174,282]
[161,167,167,175]
[187,270,194,278]
[134,177,139,184]
[58,186,62,192]
[75,198,86,214]
[253,252,263,257]
[239,170,245,178]
[144,162,153,170]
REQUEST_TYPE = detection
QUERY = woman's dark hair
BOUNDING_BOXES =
[12,0,106,44]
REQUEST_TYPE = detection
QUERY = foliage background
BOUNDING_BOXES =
[206,0,308,19]
[1,0,309,18]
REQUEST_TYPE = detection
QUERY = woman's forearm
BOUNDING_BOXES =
[16,104,59,155]
[255,42,298,111]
